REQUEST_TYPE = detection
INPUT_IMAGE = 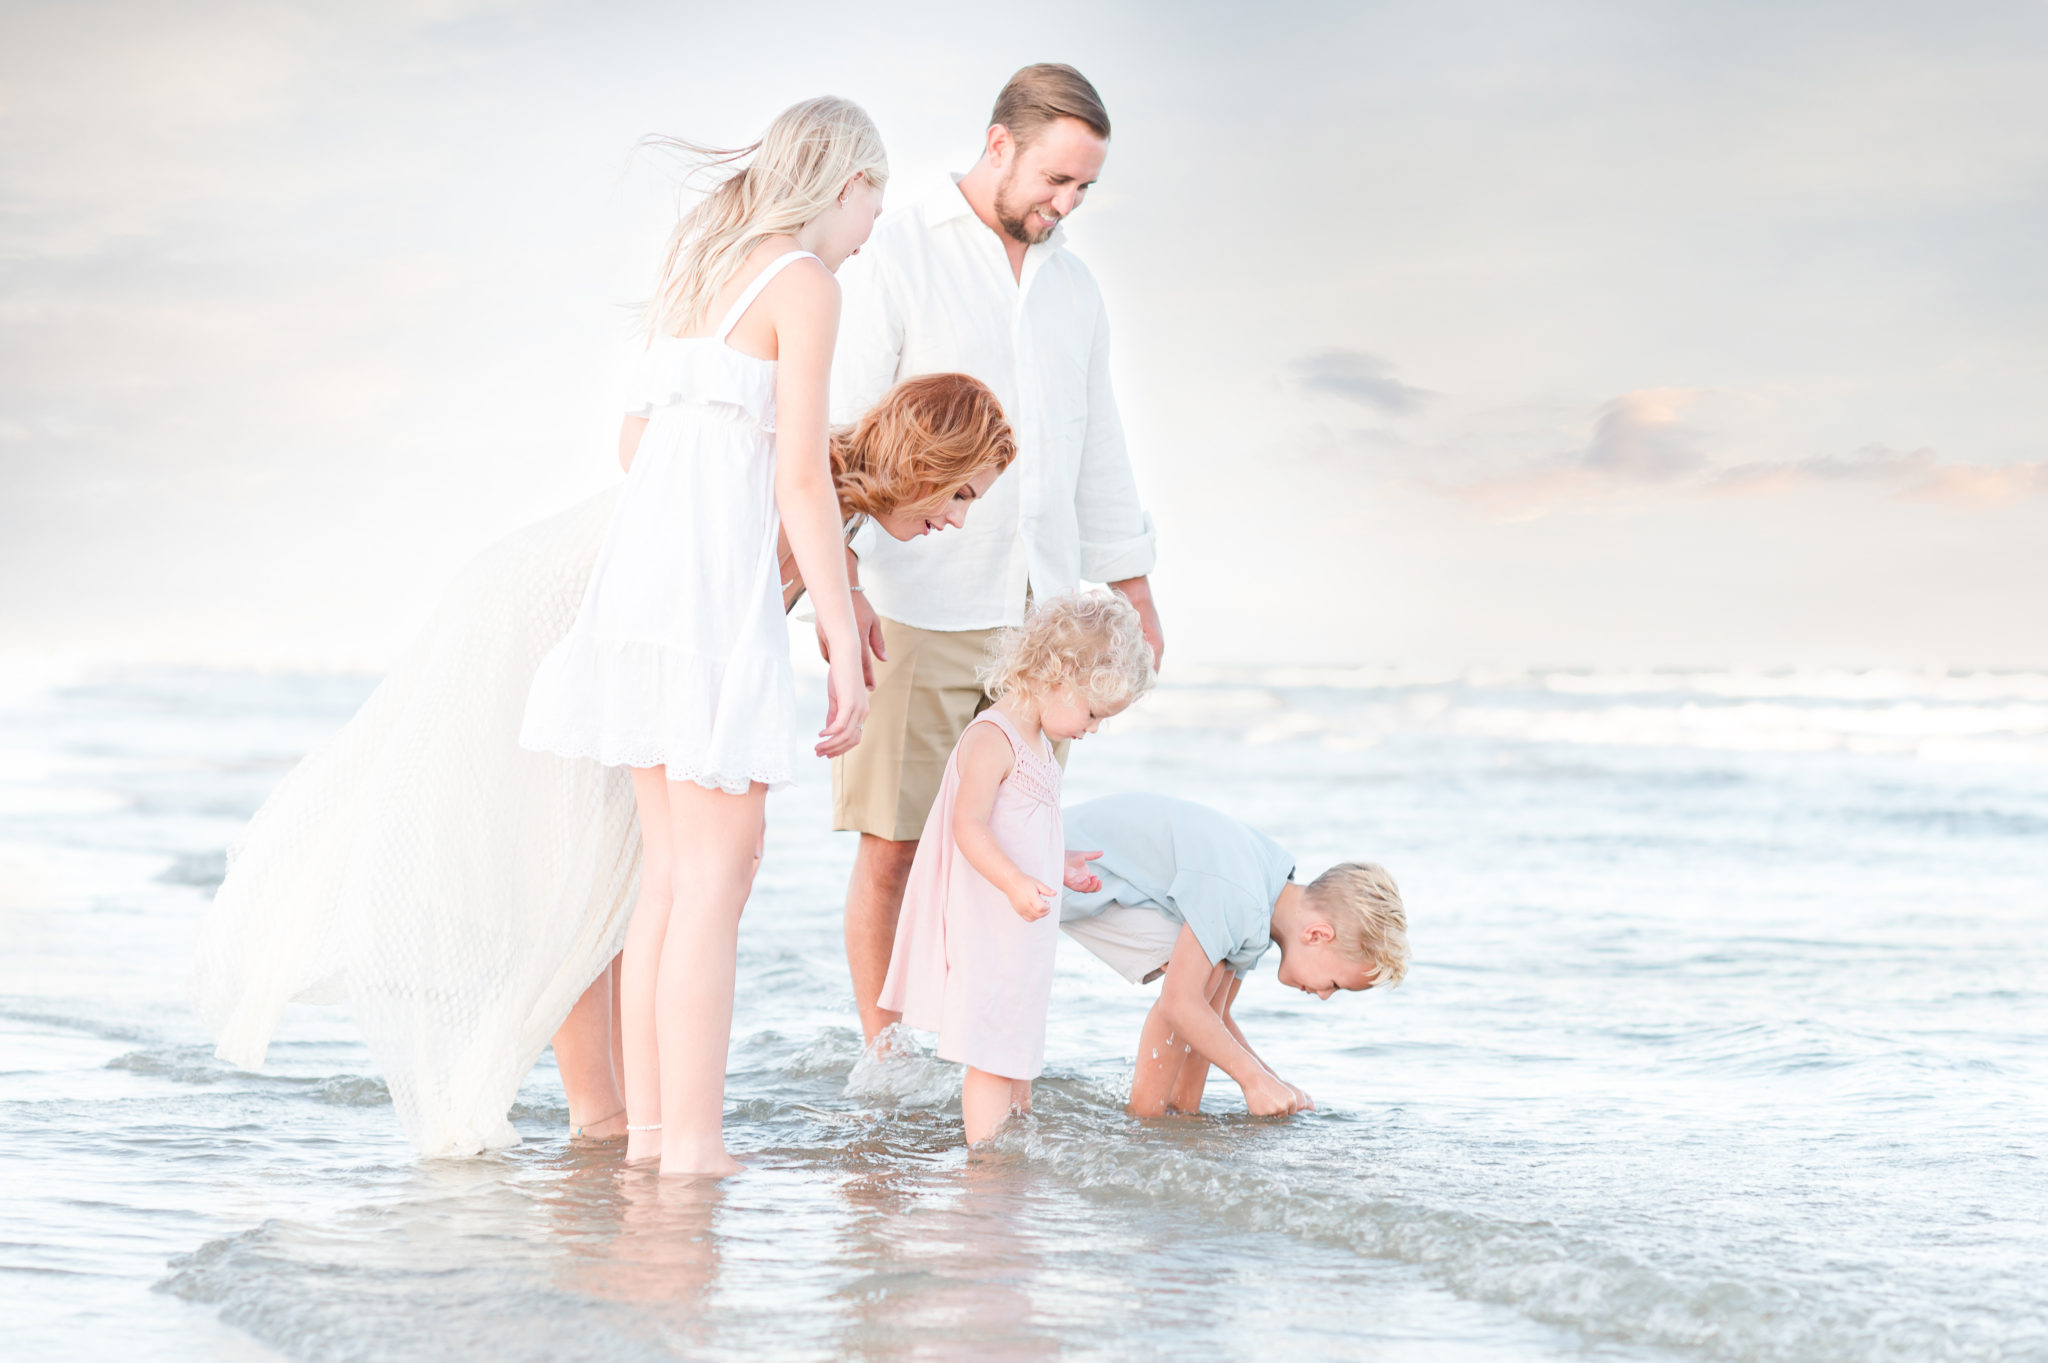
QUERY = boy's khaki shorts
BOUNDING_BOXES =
[1059,903,1182,984]
[831,615,1066,842]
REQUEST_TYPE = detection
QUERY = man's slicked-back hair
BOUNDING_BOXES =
[989,63,1110,147]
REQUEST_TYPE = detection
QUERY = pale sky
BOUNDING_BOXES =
[4,0,2045,673]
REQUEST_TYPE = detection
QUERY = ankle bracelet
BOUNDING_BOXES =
[571,1107,627,1138]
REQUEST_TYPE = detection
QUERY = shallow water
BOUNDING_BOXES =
[3,665,2045,1361]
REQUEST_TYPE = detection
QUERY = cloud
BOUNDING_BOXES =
[1428,388,1709,519]
[1580,389,1707,481]
[1291,349,1432,415]
[1426,395,2048,521]
[1711,445,2048,504]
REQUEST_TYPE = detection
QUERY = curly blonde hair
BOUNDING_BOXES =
[830,374,1015,526]
[979,593,1155,710]
[1305,862,1409,986]
[643,96,889,337]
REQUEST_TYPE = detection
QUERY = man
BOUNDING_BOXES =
[829,64,1163,1043]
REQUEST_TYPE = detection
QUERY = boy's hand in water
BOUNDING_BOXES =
[1006,878,1057,922]
[1242,1071,1300,1117]
[1063,849,1103,893]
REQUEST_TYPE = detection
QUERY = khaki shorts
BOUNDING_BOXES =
[832,615,1067,842]
[1060,903,1182,984]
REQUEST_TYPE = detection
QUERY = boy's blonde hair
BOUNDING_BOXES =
[1304,862,1409,986]
[644,96,889,337]
[979,593,1154,711]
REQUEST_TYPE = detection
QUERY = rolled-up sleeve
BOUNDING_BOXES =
[829,251,904,428]
[1073,307,1158,583]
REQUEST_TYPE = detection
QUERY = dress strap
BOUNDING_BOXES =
[971,708,1054,767]
[969,709,1060,807]
[713,251,820,342]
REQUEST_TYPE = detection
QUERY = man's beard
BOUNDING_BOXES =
[993,167,1059,245]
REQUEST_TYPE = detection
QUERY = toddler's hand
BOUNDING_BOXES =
[1242,1072,1299,1117]
[1063,849,1103,893]
[1007,878,1056,922]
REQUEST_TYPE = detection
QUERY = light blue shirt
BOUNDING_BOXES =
[1061,793,1295,975]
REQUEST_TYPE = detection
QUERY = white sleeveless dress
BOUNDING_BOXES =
[519,250,817,793]
[193,491,640,1157]
[194,252,818,1155]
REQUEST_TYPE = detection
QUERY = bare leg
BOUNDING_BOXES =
[1127,997,1189,1118]
[655,779,765,1177]
[1010,1079,1032,1114]
[553,962,627,1138]
[962,1066,1020,1144]
[1128,971,1235,1117]
[1165,972,1236,1113]
[844,834,919,1042]
[607,954,626,1100]
[621,769,675,1163]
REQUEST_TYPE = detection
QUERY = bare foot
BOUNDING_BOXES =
[660,1140,746,1179]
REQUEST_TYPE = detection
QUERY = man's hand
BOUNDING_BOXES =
[1108,574,1164,671]
[1063,848,1103,893]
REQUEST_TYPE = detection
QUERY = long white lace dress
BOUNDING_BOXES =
[193,491,640,1156]
[195,252,820,1157]
[518,250,815,792]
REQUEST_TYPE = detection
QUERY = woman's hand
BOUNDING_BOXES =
[814,597,883,691]
[852,588,884,689]
[814,546,884,690]
[817,648,869,758]
[1006,877,1057,922]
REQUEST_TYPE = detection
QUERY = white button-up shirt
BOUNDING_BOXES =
[831,174,1157,632]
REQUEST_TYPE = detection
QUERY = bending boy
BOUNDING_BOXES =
[1059,793,1407,1117]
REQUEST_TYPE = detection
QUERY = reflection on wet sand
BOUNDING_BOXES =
[546,1146,727,1337]
[829,1134,1060,1362]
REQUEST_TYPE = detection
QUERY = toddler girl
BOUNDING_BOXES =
[878,594,1155,1143]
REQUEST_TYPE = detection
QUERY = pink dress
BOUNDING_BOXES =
[878,709,1064,1081]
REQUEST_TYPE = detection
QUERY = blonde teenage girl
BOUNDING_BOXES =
[877,594,1154,1144]
[520,97,884,1176]
[194,371,1015,1160]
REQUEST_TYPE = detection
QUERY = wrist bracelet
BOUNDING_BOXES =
[849,584,866,594]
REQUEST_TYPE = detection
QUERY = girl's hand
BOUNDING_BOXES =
[1242,1071,1299,1117]
[1285,1081,1316,1112]
[816,649,870,757]
[1063,849,1103,893]
[1007,878,1057,922]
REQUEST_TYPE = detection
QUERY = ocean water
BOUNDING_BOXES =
[2,664,2045,1362]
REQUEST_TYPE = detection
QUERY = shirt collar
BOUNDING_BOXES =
[921,172,979,226]
[922,172,1068,251]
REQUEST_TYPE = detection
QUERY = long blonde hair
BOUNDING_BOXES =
[643,97,888,338]
[831,374,1016,527]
